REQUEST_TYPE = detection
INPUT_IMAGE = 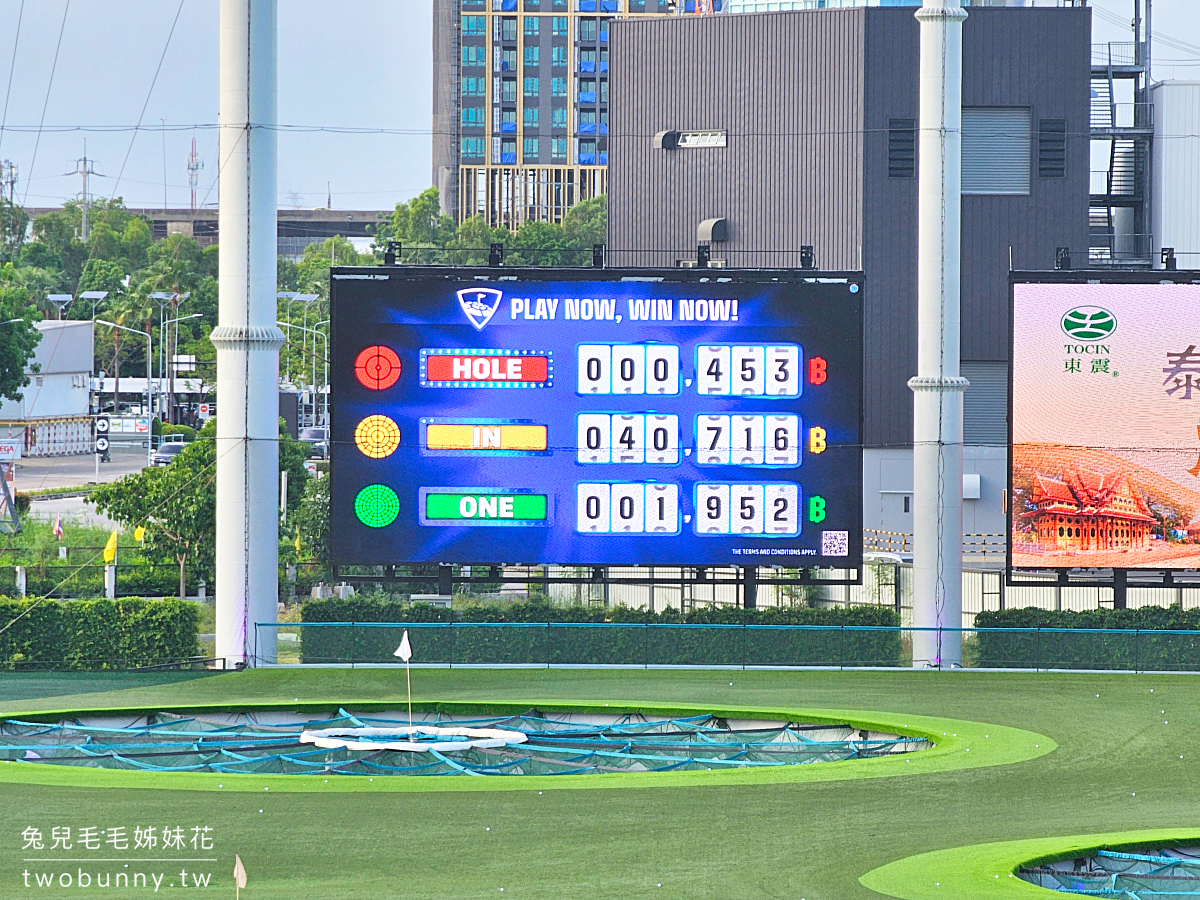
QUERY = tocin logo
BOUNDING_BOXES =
[1061,306,1117,342]
[457,288,503,331]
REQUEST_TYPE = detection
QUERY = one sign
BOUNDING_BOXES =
[172,354,197,373]
[329,268,863,567]
[95,436,109,453]
[95,416,110,434]
[0,442,21,461]
[199,403,210,415]
[1010,274,1200,571]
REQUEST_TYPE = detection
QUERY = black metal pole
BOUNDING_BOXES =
[743,566,757,610]
[1114,568,1128,610]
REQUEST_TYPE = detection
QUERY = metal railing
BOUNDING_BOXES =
[1088,232,1155,266]
[255,621,1200,673]
[862,530,1005,561]
[1092,42,1142,68]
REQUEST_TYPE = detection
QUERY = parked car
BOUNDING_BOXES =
[298,426,328,459]
[150,442,188,466]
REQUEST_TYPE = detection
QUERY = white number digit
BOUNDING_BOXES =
[765,345,800,397]
[696,345,731,395]
[764,414,800,466]
[695,483,730,534]
[645,414,678,465]
[611,414,645,464]
[578,345,611,395]
[730,484,765,534]
[764,483,799,535]
[610,345,645,395]
[732,345,765,396]
[696,415,730,465]
[576,413,611,464]
[610,483,645,533]
[576,483,611,533]
[732,415,765,466]
[645,483,679,533]
[645,344,679,395]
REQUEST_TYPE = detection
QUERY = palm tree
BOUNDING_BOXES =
[105,294,150,416]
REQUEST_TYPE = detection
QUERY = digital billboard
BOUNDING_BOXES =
[1010,274,1200,571]
[330,268,862,567]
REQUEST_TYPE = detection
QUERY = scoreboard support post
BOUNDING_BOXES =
[742,566,757,610]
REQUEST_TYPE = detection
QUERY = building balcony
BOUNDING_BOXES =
[580,60,596,73]
[578,153,597,165]
[501,152,517,164]
[578,91,596,103]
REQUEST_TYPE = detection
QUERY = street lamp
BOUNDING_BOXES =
[164,312,202,424]
[96,319,153,468]
[150,291,190,418]
[279,321,328,428]
[79,290,108,318]
[277,292,317,385]
[47,294,72,320]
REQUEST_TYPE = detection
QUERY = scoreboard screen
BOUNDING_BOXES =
[329,268,863,567]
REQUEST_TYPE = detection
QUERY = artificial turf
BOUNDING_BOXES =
[1,667,1196,899]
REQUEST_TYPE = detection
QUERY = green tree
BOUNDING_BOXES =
[562,194,606,249]
[295,235,371,300]
[293,474,329,570]
[0,198,29,265]
[372,188,456,261]
[451,215,506,265]
[91,419,310,599]
[0,278,41,402]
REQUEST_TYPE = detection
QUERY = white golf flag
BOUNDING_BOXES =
[234,854,248,889]
[395,629,412,662]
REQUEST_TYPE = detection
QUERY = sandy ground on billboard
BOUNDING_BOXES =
[1011,443,1200,569]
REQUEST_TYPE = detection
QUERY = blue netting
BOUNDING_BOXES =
[0,709,929,776]
[1021,847,1200,896]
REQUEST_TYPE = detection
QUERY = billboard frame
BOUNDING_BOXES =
[1007,268,1200,590]
[328,264,865,588]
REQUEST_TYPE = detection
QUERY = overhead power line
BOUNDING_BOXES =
[22,0,69,207]
[109,0,187,200]
[0,0,25,161]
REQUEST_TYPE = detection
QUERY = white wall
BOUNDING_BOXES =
[1152,81,1200,268]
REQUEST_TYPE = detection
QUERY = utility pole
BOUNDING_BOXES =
[67,142,97,241]
[213,0,282,668]
[910,0,968,669]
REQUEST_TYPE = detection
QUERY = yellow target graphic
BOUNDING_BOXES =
[354,415,401,459]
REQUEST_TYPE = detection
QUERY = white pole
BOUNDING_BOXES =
[213,0,282,668]
[909,0,968,669]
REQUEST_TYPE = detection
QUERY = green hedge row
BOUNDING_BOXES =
[0,598,201,669]
[973,607,1200,671]
[296,600,902,666]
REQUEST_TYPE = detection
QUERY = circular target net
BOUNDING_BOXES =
[354,484,400,528]
[1020,847,1200,897]
[0,709,929,777]
[354,415,401,459]
[354,346,401,390]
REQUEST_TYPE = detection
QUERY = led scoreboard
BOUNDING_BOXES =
[329,268,863,567]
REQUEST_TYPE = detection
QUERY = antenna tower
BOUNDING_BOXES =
[187,131,204,210]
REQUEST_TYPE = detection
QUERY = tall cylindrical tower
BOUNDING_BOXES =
[213,0,283,667]
[910,0,968,669]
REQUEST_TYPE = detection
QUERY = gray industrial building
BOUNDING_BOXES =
[607,5,1093,545]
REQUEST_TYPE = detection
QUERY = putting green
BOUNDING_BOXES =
[861,830,1200,899]
[0,700,1053,793]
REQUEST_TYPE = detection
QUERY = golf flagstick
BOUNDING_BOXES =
[395,630,413,727]
[233,854,247,899]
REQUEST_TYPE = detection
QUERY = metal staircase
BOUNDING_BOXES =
[1089,20,1154,268]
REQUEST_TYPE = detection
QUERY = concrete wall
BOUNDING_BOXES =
[1152,81,1200,269]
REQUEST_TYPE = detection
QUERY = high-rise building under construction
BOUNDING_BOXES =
[432,0,719,228]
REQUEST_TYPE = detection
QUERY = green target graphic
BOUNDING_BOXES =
[354,484,400,528]
[1061,306,1117,341]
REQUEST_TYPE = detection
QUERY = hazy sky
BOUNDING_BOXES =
[0,0,1193,213]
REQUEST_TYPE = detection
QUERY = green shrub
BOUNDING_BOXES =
[0,597,200,669]
[298,598,901,666]
[974,607,1200,670]
[13,492,29,515]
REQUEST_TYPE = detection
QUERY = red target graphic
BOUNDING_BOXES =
[355,346,401,390]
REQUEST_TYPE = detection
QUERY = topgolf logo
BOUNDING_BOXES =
[1061,306,1117,342]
